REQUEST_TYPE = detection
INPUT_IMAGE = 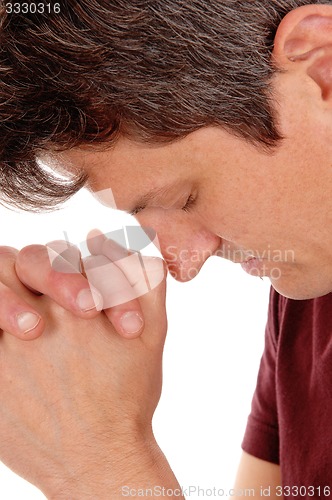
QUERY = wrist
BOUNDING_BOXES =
[45,431,183,500]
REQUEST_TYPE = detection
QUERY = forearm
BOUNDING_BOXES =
[46,435,184,500]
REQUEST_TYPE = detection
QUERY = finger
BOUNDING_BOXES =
[87,229,145,338]
[87,229,107,256]
[15,243,103,318]
[0,246,19,288]
[101,238,165,295]
[87,229,164,338]
[88,229,164,295]
[138,260,168,349]
[0,248,44,339]
[46,240,82,273]
[87,228,128,261]
[83,253,145,338]
[0,246,19,258]
[0,282,44,340]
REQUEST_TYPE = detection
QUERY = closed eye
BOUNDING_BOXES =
[182,194,196,212]
[130,205,146,216]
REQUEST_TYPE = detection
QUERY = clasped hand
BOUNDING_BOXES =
[0,230,170,498]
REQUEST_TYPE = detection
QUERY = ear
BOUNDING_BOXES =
[273,5,332,101]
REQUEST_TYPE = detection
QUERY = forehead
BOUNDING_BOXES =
[56,126,230,177]
[55,127,224,171]
[58,128,214,187]
[59,136,177,176]
[55,134,197,210]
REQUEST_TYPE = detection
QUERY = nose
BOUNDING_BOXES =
[136,210,221,282]
[158,228,221,282]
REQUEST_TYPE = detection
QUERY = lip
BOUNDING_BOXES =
[214,243,259,264]
[240,257,265,275]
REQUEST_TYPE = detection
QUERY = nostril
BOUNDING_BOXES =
[167,262,178,280]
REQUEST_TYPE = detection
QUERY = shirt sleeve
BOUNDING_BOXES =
[241,287,280,465]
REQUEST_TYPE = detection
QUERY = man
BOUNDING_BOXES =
[0,0,331,497]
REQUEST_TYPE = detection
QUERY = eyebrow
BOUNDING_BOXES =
[128,183,176,216]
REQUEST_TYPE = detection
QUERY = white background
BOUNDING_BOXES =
[0,188,271,499]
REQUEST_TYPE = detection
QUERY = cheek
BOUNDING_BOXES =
[198,206,250,243]
[197,185,255,241]
[201,187,285,246]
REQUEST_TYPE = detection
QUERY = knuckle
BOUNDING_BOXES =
[15,245,47,286]
[16,244,46,268]
[0,246,19,257]
[0,255,18,287]
[46,240,81,259]
[47,241,82,274]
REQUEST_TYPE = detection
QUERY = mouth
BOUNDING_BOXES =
[215,245,254,263]
[240,257,266,276]
[214,242,282,278]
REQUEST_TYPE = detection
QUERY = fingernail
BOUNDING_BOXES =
[120,312,144,335]
[77,288,103,312]
[17,312,41,334]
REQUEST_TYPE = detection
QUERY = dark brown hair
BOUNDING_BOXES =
[0,0,330,210]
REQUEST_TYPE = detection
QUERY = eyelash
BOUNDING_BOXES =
[182,194,196,213]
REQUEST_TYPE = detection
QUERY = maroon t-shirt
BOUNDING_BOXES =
[242,287,332,493]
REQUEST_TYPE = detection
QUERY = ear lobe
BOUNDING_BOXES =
[273,5,332,102]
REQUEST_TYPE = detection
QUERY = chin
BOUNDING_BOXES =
[270,272,332,300]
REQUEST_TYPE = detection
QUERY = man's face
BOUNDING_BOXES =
[59,74,332,300]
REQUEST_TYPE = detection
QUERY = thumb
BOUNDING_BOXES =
[139,258,168,346]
